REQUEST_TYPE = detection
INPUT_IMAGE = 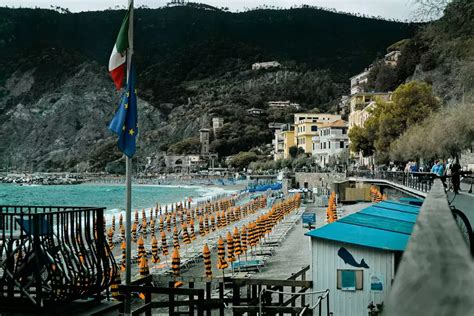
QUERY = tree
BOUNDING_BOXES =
[289,146,299,159]
[390,102,474,161]
[350,81,440,163]
[348,126,375,157]
[228,151,258,170]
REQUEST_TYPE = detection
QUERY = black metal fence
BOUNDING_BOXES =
[0,205,116,310]
[347,171,436,193]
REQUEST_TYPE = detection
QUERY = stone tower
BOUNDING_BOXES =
[199,129,211,155]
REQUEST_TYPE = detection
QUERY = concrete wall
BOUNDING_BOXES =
[294,172,346,193]
[311,239,394,316]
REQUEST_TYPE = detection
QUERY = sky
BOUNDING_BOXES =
[3,0,420,21]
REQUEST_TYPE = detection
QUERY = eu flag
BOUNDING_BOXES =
[109,68,138,158]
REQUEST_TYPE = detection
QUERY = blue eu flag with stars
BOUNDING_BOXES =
[109,67,138,158]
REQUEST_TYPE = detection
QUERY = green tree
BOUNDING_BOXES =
[348,125,375,157]
[228,151,258,170]
[350,81,440,162]
[374,81,439,162]
[289,146,299,159]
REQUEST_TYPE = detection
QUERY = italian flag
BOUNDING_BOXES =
[109,7,130,90]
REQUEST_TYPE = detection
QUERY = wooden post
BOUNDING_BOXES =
[219,281,225,316]
[206,282,212,316]
[169,281,175,316]
[189,281,195,315]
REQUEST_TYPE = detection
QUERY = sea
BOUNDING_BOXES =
[0,183,233,220]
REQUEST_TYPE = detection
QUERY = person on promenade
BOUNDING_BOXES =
[451,157,462,194]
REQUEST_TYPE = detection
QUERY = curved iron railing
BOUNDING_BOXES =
[0,205,116,309]
[346,170,436,193]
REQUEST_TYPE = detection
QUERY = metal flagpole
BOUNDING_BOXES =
[125,0,134,315]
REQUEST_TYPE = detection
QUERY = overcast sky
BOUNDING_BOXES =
[3,1,420,21]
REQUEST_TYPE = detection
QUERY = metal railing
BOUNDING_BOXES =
[347,170,436,193]
[0,205,115,310]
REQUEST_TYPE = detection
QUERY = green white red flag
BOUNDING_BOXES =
[109,6,131,90]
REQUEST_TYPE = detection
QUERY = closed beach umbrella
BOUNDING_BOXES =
[151,236,160,263]
[166,215,171,232]
[139,255,149,277]
[159,215,164,233]
[204,216,210,234]
[171,248,184,287]
[217,236,228,270]
[182,223,191,245]
[199,216,205,237]
[132,222,137,243]
[173,226,180,250]
[161,231,169,256]
[112,215,116,232]
[142,218,148,239]
[107,228,114,250]
[216,212,222,229]
[119,213,123,228]
[210,215,216,231]
[120,224,125,242]
[226,231,235,263]
[134,210,139,226]
[189,219,196,240]
[120,241,126,272]
[241,225,248,254]
[137,236,145,260]
[203,243,212,278]
[150,219,155,238]
[221,211,227,227]
[233,227,242,257]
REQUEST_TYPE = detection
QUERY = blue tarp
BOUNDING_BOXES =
[248,182,282,192]
[306,201,421,251]
[374,200,420,214]
[306,221,409,251]
[339,213,414,235]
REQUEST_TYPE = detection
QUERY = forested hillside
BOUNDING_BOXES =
[0,5,415,171]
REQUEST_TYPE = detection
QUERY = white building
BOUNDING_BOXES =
[312,120,349,166]
[252,61,281,70]
[349,67,371,95]
[269,123,289,161]
[212,117,224,134]
[306,200,419,316]
[268,100,300,110]
[384,50,401,67]
[247,107,264,116]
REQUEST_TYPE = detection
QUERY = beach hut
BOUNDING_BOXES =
[305,201,419,316]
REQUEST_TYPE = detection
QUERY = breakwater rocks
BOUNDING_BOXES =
[0,174,85,185]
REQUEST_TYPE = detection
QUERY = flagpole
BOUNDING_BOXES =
[125,1,134,315]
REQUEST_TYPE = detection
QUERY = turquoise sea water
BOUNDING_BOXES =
[0,183,222,211]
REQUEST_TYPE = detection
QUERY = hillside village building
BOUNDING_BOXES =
[350,67,371,95]
[251,61,281,70]
[268,100,301,110]
[247,108,264,116]
[294,113,341,155]
[384,50,401,67]
[348,92,392,166]
[212,117,224,134]
[269,123,289,161]
[312,120,349,166]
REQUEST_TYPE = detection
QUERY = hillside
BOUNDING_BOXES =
[0,6,415,171]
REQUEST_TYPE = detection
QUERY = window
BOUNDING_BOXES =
[340,141,344,149]
[342,128,347,135]
[337,270,363,291]
[328,142,331,149]
[323,143,326,149]
[311,126,317,132]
